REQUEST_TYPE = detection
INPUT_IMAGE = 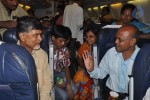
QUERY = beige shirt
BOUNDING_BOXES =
[32,48,53,100]
[0,1,28,36]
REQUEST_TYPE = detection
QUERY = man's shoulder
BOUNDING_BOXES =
[105,47,117,56]
[108,47,116,52]
[65,4,72,9]
[0,1,2,7]
[0,1,5,11]
[33,48,48,57]
[66,3,82,9]
[13,6,28,16]
[0,1,3,7]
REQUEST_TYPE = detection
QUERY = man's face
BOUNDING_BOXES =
[120,9,133,25]
[20,29,42,52]
[2,0,18,10]
[115,27,134,53]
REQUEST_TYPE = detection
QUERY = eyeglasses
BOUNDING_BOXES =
[115,37,132,43]
[84,35,95,39]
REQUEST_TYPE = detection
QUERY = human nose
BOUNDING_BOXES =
[86,37,90,42]
[38,35,42,42]
[62,41,65,46]
[12,0,18,5]
[115,38,119,44]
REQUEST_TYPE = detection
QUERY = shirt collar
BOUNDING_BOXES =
[0,1,7,13]
[130,45,140,60]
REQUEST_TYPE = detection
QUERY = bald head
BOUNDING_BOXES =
[115,25,140,53]
[118,25,139,40]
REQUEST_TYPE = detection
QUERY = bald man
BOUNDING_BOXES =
[83,25,140,100]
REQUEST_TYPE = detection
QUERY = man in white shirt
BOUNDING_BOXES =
[83,25,140,100]
[63,0,83,43]
[63,0,83,76]
[0,0,28,38]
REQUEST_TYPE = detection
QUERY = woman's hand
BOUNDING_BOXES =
[82,50,94,72]
[66,83,74,99]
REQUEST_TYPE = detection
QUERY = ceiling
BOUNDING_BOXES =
[19,0,52,10]
[83,0,132,8]
[19,0,132,10]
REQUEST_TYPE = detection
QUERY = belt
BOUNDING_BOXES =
[105,86,128,100]
[118,92,128,100]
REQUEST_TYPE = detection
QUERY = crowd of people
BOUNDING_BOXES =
[0,0,150,100]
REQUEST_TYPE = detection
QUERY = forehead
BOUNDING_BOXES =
[85,31,95,36]
[29,29,42,34]
[122,9,132,14]
[116,27,134,38]
[55,37,66,41]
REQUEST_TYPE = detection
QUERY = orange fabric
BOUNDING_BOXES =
[73,70,93,100]
[77,42,90,58]
[73,70,89,84]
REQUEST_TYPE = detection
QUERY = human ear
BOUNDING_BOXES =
[51,35,56,41]
[130,38,136,46]
[19,33,25,41]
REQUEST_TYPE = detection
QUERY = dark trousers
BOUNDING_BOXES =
[102,86,128,100]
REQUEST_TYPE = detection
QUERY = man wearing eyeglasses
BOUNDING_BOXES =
[82,25,140,100]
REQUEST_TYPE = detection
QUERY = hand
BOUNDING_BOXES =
[64,49,70,59]
[56,83,65,88]
[82,50,94,72]
[5,20,17,28]
[66,84,74,99]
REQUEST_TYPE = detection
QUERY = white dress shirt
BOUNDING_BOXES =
[143,87,150,100]
[63,3,83,43]
[89,46,140,93]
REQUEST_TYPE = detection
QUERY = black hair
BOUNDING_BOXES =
[57,5,65,11]
[121,3,136,14]
[16,16,42,39]
[84,23,99,37]
[102,6,110,14]
[27,9,34,16]
[51,25,72,40]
